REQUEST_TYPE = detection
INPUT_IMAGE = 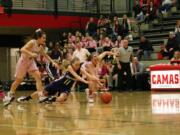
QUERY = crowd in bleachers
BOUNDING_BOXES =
[37,0,180,91]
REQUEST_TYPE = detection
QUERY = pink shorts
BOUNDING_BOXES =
[15,57,39,79]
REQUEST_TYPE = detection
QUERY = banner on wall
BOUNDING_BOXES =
[151,70,180,89]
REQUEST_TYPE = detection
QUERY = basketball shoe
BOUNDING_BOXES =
[17,96,32,103]
[3,92,15,107]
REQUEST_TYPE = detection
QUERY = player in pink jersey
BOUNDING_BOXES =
[3,28,59,106]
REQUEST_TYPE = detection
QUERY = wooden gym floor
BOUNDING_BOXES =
[0,91,180,135]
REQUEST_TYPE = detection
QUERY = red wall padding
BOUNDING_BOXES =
[0,13,91,29]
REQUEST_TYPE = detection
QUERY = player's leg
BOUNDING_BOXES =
[31,70,44,92]
[17,70,44,103]
[86,80,99,103]
[3,58,30,106]
[56,93,68,103]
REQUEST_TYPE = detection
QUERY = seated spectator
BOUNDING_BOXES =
[102,37,113,51]
[68,32,76,45]
[171,50,180,60]
[47,42,63,79]
[141,0,149,15]
[137,36,154,60]
[99,60,110,89]
[159,44,169,59]
[133,0,144,22]
[86,36,97,53]
[175,20,180,48]
[170,51,180,64]
[130,57,149,90]
[144,1,157,23]
[154,0,162,9]
[59,32,68,47]
[114,35,123,48]
[164,32,179,59]
[160,0,175,13]
[106,61,118,90]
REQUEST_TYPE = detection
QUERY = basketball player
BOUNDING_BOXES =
[3,28,59,106]
[17,57,101,103]
[82,51,116,102]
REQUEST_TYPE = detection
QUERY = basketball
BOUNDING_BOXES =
[101,92,112,104]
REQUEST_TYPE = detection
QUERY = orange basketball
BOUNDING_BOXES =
[101,92,112,104]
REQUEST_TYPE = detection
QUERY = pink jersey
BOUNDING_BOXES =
[15,39,41,78]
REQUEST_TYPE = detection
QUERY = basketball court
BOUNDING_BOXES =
[1,91,180,135]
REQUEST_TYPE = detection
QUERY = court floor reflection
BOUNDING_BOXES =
[0,91,180,135]
[151,92,180,114]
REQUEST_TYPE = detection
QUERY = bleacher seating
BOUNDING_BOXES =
[129,6,180,62]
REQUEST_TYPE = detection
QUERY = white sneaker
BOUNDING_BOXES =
[3,92,15,107]
[38,96,48,103]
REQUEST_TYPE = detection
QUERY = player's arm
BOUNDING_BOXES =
[81,64,103,86]
[39,46,60,69]
[98,51,117,61]
[115,51,121,69]
[68,66,88,84]
[80,66,98,81]
[20,40,37,58]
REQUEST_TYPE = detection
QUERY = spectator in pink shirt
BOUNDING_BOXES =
[114,36,123,48]
[86,36,97,53]
[102,37,113,51]
[68,32,76,44]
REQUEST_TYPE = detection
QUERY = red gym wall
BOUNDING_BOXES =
[0,13,92,29]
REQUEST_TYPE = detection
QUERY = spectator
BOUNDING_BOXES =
[102,37,113,51]
[114,35,123,48]
[171,50,180,60]
[159,44,169,59]
[154,0,162,9]
[133,0,144,22]
[165,31,179,59]
[59,32,68,47]
[141,0,149,15]
[175,20,180,48]
[72,40,90,63]
[47,42,63,79]
[144,1,157,23]
[47,41,54,54]
[86,36,97,53]
[68,32,76,44]
[130,57,149,90]
[119,14,131,38]
[86,17,97,37]
[113,16,120,36]
[137,36,154,60]
[160,0,175,13]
